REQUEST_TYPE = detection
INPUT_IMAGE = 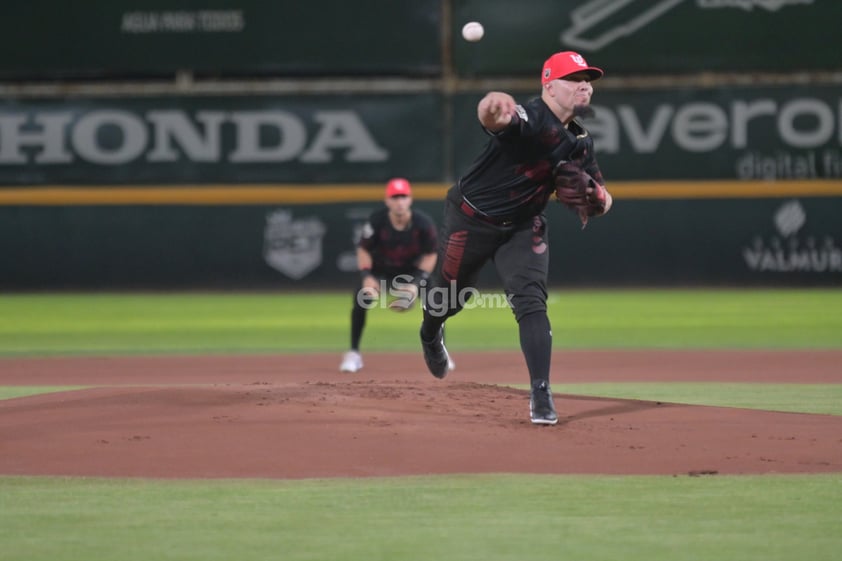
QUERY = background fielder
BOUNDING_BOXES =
[340,178,439,373]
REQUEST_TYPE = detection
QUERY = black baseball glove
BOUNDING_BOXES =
[553,160,608,228]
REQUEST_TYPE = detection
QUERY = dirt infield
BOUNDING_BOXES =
[1,350,841,479]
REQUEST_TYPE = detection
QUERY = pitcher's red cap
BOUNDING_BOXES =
[541,51,603,84]
[385,177,412,197]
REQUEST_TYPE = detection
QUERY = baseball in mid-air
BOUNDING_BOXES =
[461,21,484,42]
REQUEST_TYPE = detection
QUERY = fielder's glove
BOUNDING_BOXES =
[388,284,418,312]
[387,270,427,312]
[553,160,608,228]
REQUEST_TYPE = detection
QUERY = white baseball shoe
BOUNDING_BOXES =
[339,350,363,373]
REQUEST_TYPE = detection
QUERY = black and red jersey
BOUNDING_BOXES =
[358,208,438,274]
[458,96,604,220]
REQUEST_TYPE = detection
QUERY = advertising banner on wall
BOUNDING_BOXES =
[454,0,841,76]
[2,197,840,290]
[0,1,441,79]
[4,84,841,187]
[452,84,842,181]
[0,94,444,185]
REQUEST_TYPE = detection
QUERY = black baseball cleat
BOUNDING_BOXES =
[529,380,558,425]
[420,326,452,379]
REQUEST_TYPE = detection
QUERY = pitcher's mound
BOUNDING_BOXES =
[2,379,840,478]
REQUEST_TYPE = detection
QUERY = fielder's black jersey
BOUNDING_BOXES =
[458,96,604,219]
[358,208,438,273]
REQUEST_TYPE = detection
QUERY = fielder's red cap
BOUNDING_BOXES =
[541,51,603,85]
[385,177,412,197]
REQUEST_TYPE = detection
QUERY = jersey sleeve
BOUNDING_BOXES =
[417,212,438,254]
[357,212,380,252]
[492,101,542,140]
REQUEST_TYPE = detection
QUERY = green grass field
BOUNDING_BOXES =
[1,289,840,355]
[2,474,840,561]
[1,289,840,561]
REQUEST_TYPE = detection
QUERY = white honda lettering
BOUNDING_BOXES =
[228,111,307,162]
[0,113,74,164]
[300,111,388,163]
[72,110,147,164]
[146,110,226,162]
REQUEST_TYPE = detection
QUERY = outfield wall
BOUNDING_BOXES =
[1,1,840,289]
[2,194,840,289]
[1,84,841,289]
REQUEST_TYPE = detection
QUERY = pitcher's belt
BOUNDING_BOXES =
[459,199,514,227]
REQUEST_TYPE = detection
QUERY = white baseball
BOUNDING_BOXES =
[461,21,484,42]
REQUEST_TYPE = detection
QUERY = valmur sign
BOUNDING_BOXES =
[0,94,442,184]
